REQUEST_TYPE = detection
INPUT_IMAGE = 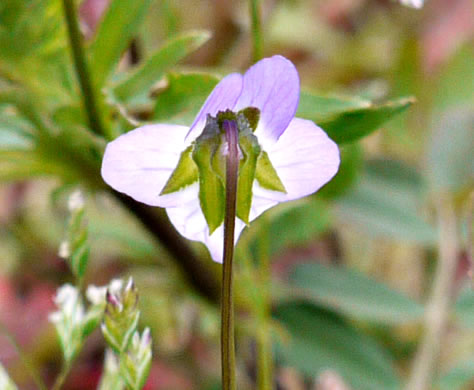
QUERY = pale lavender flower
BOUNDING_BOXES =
[102,56,340,262]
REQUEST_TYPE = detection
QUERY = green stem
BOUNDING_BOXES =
[51,361,71,390]
[61,0,110,139]
[221,120,239,390]
[405,197,458,390]
[250,0,263,62]
[0,323,48,390]
[256,215,273,390]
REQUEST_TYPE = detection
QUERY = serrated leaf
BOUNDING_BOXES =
[114,30,211,101]
[287,263,424,324]
[89,0,153,87]
[274,302,400,390]
[153,72,219,125]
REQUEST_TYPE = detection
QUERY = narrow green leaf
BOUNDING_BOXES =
[297,91,371,123]
[317,97,415,144]
[153,72,219,125]
[161,146,198,195]
[89,0,153,87]
[317,143,363,199]
[274,303,400,390]
[336,159,436,244]
[113,30,211,101]
[255,150,286,193]
[288,263,424,324]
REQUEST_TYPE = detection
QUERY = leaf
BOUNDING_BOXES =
[455,288,474,329]
[297,92,371,123]
[89,0,153,87]
[274,302,400,390]
[317,97,415,144]
[113,30,211,101]
[435,358,474,390]
[425,106,474,194]
[153,72,219,125]
[250,198,330,255]
[287,263,424,324]
[317,143,363,199]
[336,159,436,244]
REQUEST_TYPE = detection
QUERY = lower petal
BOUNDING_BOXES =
[101,124,193,207]
[166,193,246,263]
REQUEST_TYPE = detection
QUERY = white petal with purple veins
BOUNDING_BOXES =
[101,124,194,207]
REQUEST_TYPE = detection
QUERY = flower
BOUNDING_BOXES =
[102,56,340,262]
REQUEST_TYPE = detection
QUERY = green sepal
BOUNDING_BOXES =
[160,146,198,195]
[238,107,260,132]
[236,129,261,224]
[192,117,225,234]
[255,151,287,193]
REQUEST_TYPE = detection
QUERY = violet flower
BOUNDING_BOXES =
[102,56,340,262]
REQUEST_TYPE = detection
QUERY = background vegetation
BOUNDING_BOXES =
[0,0,472,389]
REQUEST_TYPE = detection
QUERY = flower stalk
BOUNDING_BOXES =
[221,120,239,390]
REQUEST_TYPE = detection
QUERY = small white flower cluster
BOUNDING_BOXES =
[49,280,123,363]
[0,364,17,390]
[399,0,424,9]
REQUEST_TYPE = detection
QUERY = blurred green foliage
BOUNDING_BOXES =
[0,0,472,389]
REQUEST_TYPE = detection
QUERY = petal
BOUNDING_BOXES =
[166,192,246,263]
[101,124,194,207]
[234,55,300,146]
[254,117,340,205]
[186,73,243,142]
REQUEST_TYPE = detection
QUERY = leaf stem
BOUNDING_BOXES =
[61,0,110,139]
[250,0,263,62]
[405,197,459,390]
[221,120,239,390]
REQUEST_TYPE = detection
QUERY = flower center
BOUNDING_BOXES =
[161,107,286,234]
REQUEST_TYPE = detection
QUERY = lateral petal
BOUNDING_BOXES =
[255,117,340,204]
[101,124,194,207]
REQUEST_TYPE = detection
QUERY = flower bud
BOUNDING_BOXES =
[101,278,140,353]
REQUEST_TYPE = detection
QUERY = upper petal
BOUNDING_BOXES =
[254,117,340,205]
[234,55,300,146]
[186,73,243,142]
[166,193,246,263]
[101,124,194,207]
